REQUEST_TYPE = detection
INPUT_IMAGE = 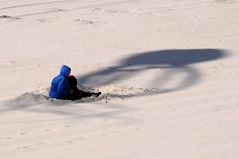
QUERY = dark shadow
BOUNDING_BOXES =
[77,49,229,97]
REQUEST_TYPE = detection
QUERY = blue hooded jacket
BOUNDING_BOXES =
[49,65,72,99]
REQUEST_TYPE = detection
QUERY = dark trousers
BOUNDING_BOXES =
[69,87,93,100]
[67,75,93,100]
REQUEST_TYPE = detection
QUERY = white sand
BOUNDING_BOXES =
[0,0,239,158]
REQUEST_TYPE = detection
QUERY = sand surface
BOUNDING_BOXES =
[0,0,239,158]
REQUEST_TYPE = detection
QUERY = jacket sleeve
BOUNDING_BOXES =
[57,78,72,98]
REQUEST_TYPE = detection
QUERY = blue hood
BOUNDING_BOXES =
[60,65,71,77]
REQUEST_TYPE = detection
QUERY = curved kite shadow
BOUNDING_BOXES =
[77,49,228,98]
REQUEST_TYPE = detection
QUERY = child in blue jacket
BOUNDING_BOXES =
[49,65,101,100]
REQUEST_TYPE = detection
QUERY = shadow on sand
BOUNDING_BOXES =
[77,49,228,97]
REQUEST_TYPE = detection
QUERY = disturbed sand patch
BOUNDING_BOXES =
[5,85,164,106]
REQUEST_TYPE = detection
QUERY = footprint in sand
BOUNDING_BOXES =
[75,18,94,24]
[45,129,51,132]
[5,136,11,140]
[64,125,72,128]
[66,137,84,144]
[20,132,27,136]
[16,146,29,150]
[0,15,20,20]
[0,15,12,19]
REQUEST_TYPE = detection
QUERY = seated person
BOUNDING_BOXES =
[49,65,101,100]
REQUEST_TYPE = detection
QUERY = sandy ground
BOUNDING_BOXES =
[0,0,239,158]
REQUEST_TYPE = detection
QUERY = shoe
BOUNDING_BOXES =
[92,92,101,97]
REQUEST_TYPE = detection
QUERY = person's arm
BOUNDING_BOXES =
[57,78,72,98]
